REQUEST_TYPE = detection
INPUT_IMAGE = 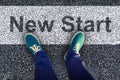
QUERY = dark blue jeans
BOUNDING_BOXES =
[35,50,94,80]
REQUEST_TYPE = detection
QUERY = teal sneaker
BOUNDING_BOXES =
[64,31,85,60]
[24,33,42,55]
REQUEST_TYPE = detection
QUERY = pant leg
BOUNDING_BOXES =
[65,50,94,80]
[34,50,58,80]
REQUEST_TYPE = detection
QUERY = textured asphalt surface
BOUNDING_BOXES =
[0,0,120,80]
[0,0,120,5]
[0,45,120,80]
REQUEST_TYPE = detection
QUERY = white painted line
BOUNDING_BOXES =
[0,6,119,44]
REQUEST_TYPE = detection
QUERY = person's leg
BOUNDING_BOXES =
[65,50,94,80]
[64,31,94,80]
[35,50,58,80]
[24,33,58,80]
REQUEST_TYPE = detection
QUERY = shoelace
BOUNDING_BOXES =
[30,44,41,53]
[73,43,80,54]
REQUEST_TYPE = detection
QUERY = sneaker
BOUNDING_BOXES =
[24,33,42,55]
[64,31,85,60]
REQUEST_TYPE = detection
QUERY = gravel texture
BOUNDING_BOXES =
[0,45,120,80]
[0,0,120,80]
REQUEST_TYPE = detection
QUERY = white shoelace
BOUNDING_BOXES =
[30,44,41,53]
[73,43,80,54]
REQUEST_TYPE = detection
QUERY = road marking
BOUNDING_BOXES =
[0,6,119,44]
